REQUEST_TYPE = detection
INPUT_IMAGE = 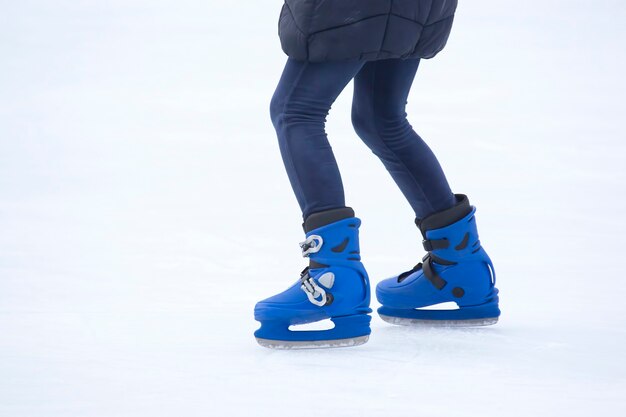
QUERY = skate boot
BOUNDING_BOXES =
[377,194,500,326]
[254,207,371,349]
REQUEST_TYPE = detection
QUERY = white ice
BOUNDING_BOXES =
[1,1,625,416]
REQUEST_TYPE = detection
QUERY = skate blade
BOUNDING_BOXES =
[255,335,369,350]
[379,314,498,327]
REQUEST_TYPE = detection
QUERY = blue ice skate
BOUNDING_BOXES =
[377,195,500,326]
[254,208,371,349]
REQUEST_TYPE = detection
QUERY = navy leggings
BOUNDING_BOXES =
[270,58,455,220]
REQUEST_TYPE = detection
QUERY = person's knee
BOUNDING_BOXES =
[269,93,284,130]
[353,105,407,137]
[273,98,328,135]
[353,104,414,151]
[351,104,377,140]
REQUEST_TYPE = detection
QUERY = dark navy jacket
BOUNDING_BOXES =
[278,0,458,62]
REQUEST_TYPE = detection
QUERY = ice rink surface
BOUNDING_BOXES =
[1,1,625,416]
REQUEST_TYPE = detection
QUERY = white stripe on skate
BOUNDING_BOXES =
[415,302,460,310]
[288,318,335,331]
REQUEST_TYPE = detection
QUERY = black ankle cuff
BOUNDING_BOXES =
[303,207,355,232]
[417,194,472,233]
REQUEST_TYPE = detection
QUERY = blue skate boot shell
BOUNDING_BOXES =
[254,208,371,348]
[377,195,500,325]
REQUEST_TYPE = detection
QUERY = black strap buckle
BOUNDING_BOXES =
[422,238,450,252]
[422,254,448,290]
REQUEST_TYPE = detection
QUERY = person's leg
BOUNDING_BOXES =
[255,58,372,349]
[351,58,456,220]
[351,59,500,327]
[270,58,365,219]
